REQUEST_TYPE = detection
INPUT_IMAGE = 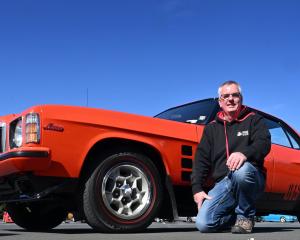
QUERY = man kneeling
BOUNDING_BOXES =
[191,81,271,234]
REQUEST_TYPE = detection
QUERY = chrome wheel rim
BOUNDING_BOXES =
[101,164,151,220]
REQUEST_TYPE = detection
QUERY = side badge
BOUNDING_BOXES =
[44,123,64,132]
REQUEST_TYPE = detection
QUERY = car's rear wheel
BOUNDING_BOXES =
[83,152,163,232]
[6,202,67,231]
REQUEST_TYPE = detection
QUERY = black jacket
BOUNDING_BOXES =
[191,105,271,194]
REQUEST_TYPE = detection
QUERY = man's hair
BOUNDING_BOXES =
[218,80,242,97]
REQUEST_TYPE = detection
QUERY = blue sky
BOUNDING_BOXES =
[1,0,299,131]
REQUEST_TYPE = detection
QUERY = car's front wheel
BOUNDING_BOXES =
[83,152,163,232]
[6,202,67,231]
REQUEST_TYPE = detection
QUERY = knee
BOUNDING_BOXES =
[232,162,257,185]
[195,217,216,233]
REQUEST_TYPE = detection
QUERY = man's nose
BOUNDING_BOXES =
[228,95,234,100]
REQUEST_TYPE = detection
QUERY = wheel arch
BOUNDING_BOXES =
[80,137,167,179]
[78,137,175,219]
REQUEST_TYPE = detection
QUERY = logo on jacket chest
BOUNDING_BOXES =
[237,130,249,137]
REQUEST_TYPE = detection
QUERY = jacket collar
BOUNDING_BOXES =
[216,105,255,123]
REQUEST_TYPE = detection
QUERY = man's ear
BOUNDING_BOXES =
[218,98,222,107]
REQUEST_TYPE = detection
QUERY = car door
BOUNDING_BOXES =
[263,117,300,210]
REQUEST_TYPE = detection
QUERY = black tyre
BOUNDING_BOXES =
[83,152,163,232]
[6,202,66,231]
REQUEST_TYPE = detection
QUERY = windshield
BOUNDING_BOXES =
[155,99,218,124]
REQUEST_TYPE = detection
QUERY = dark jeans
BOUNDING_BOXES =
[195,162,265,233]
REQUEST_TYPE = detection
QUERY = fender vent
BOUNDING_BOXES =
[181,158,193,169]
[181,171,191,182]
[181,145,192,156]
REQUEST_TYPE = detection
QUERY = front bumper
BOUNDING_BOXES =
[0,147,51,176]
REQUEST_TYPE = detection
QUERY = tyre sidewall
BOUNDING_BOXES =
[85,152,163,231]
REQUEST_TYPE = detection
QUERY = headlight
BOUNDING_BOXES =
[13,119,23,147]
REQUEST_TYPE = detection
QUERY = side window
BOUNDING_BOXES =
[264,118,299,149]
[287,132,300,149]
[269,127,291,147]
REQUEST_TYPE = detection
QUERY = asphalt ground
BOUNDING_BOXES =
[0,221,300,240]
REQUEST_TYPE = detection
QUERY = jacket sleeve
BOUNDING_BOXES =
[240,115,271,165]
[191,125,212,194]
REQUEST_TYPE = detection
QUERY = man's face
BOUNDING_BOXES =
[218,84,242,115]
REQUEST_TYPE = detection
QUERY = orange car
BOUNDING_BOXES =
[0,98,299,232]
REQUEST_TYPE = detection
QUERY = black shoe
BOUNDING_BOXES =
[231,218,254,234]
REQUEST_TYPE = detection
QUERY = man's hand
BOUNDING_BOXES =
[193,191,212,209]
[226,152,247,171]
